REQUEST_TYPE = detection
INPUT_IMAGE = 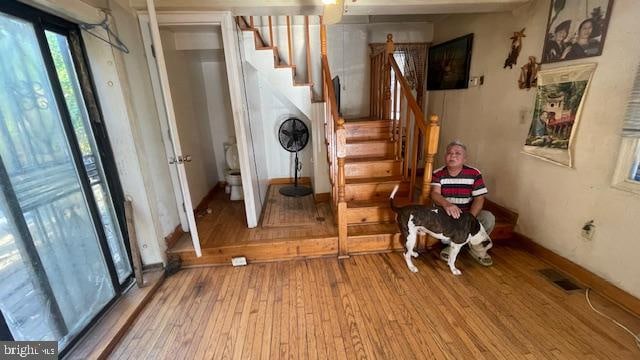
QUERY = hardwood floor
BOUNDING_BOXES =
[172,187,336,252]
[109,246,640,359]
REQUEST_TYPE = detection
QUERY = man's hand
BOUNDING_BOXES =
[444,204,462,219]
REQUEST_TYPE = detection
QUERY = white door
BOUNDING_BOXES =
[143,3,202,256]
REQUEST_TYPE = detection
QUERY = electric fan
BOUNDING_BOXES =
[278,117,312,197]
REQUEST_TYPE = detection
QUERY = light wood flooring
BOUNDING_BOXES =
[172,187,335,252]
[109,245,640,359]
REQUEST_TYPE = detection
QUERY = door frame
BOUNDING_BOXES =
[138,9,262,233]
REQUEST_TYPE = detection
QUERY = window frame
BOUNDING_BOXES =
[612,137,640,195]
[0,0,134,354]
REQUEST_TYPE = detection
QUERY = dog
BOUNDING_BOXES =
[389,185,491,275]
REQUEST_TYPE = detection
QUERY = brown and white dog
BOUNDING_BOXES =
[389,185,491,275]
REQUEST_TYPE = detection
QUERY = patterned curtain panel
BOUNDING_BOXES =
[369,42,428,106]
[622,62,640,137]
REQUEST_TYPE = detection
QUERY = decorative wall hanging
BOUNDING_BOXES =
[427,34,473,91]
[504,28,526,69]
[523,63,596,167]
[518,56,541,89]
[541,0,614,64]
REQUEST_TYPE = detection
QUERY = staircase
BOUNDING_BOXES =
[237,16,318,119]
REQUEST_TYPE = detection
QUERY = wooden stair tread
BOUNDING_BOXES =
[345,156,398,163]
[346,176,403,185]
[346,138,392,144]
[344,118,391,124]
[345,152,396,160]
[347,135,392,142]
[294,82,312,86]
[347,198,409,208]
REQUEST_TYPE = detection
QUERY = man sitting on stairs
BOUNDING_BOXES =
[431,140,495,266]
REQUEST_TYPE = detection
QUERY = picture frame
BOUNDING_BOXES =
[522,63,597,167]
[426,34,473,91]
[541,0,614,64]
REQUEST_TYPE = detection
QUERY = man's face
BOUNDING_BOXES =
[445,145,466,169]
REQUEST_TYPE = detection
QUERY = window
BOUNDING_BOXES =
[613,58,640,193]
[0,2,132,355]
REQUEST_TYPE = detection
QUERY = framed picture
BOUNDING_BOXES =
[426,34,473,91]
[523,63,597,167]
[541,0,614,64]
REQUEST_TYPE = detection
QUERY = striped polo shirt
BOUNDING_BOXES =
[431,165,488,211]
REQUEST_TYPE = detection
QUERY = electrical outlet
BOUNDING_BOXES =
[231,256,247,267]
[581,220,595,241]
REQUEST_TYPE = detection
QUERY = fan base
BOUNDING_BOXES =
[279,185,313,197]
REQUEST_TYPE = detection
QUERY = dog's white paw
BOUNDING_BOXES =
[410,251,419,258]
[409,265,419,273]
[451,268,462,276]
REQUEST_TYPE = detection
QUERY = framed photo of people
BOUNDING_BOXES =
[523,63,597,167]
[541,0,614,64]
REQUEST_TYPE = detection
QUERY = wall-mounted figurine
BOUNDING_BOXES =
[503,28,526,69]
[518,56,541,90]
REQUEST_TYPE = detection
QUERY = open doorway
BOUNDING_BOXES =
[139,12,265,258]
[158,24,242,249]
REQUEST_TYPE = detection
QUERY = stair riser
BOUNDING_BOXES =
[345,183,408,202]
[347,207,395,224]
[346,142,394,158]
[345,161,401,179]
[346,126,392,140]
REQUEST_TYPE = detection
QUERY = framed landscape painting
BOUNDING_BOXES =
[523,63,597,167]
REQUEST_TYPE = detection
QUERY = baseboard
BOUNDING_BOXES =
[314,192,331,203]
[194,184,221,214]
[511,232,640,317]
[269,177,311,185]
[164,225,184,250]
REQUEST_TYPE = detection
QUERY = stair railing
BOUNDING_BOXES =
[320,19,348,258]
[376,34,441,204]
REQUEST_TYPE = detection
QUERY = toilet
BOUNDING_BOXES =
[224,142,243,201]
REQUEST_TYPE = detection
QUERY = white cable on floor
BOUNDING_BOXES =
[585,288,640,351]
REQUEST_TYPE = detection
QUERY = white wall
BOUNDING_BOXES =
[327,21,434,119]
[161,29,219,208]
[428,0,640,298]
[256,74,314,181]
[202,59,236,182]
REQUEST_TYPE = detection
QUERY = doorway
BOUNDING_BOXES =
[139,11,264,257]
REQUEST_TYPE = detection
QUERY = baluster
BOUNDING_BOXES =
[403,96,410,179]
[268,16,274,47]
[409,113,419,200]
[383,34,394,119]
[305,16,312,85]
[420,115,441,204]
[286,16,293,66]
[250,16,254,28]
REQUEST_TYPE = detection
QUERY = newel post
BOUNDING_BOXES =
[336,118,349,259]
[383,34,395,120]
[420,115,441,204]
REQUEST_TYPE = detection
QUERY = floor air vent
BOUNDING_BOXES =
[538,268,582,292]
